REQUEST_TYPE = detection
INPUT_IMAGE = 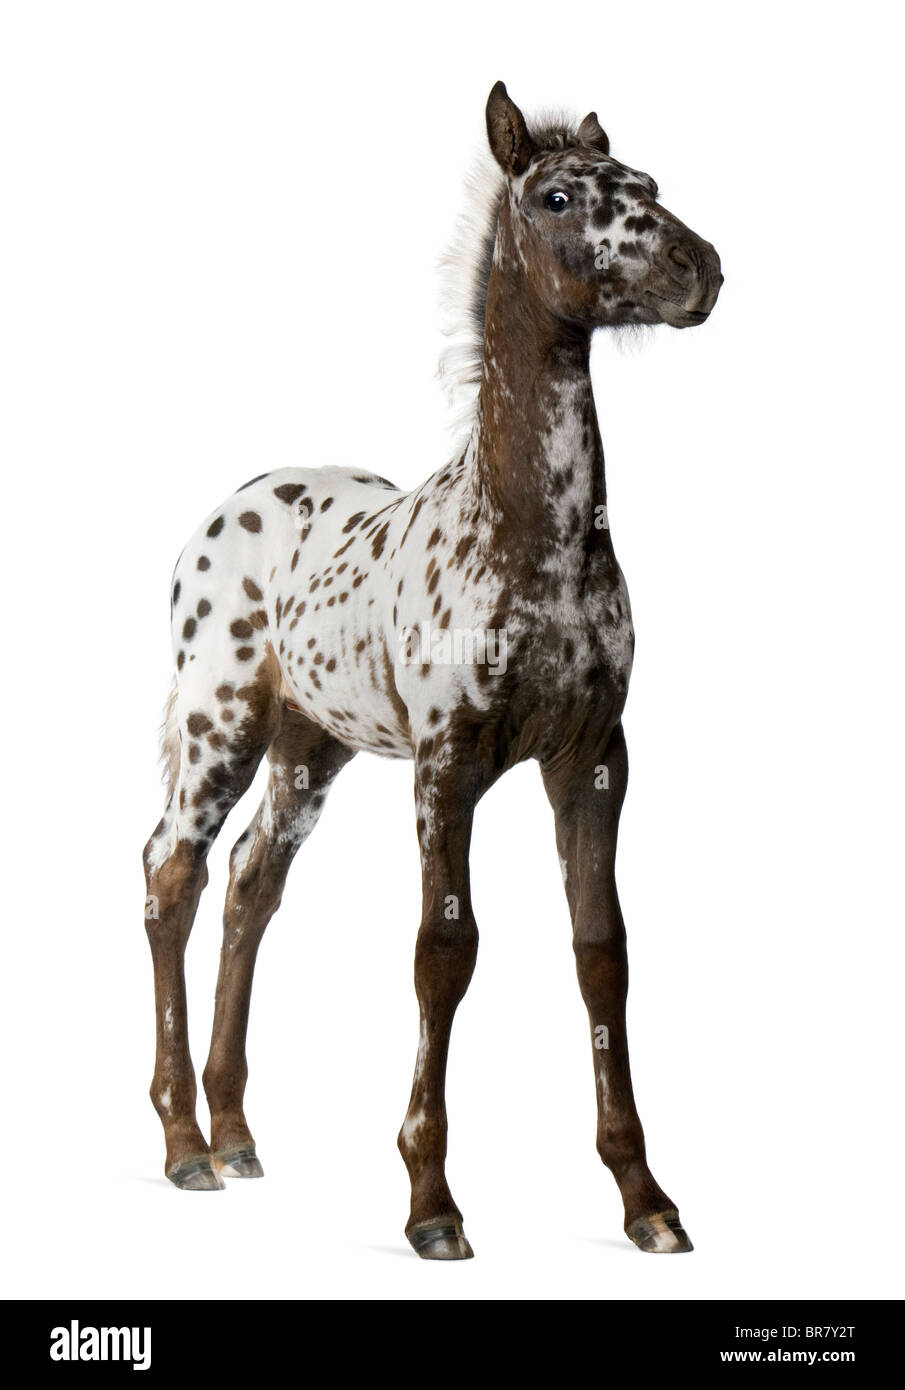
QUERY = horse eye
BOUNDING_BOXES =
[544,190,570,212]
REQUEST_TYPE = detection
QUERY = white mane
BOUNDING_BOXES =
[437,147,506,446]
[437,111,585,448]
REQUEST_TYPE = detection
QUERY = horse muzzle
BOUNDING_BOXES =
[646,235,723,327]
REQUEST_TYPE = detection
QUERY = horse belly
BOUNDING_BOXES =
[270,573,408,755]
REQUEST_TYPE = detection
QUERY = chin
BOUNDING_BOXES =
[658,306,711,328]
[645,290,715,329]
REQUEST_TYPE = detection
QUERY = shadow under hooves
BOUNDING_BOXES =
[406,1220,474,1261]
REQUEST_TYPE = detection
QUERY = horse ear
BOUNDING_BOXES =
[577,111,610,155]
[486,81,536,176]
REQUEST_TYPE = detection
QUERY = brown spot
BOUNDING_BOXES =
[207,516,225,538]
[243,578,263,601]
[249,609,268,630]
[455,533,476,564]
[197,599,211,618]
[216,684,235,702]
[182,618,197,641]
[236,646,255,661]
[320,497,334,512]
[186,713,213,736]
[399,495,424,548]
[230,619,254,639]
[274,483,307,504]
[239,511,262,533]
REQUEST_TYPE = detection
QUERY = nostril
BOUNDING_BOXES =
[663,242,696,281]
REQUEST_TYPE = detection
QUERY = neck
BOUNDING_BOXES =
[468,211,607,552]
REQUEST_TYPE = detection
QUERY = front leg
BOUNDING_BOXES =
[542,721,693,1253]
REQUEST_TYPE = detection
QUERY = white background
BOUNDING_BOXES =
[1,0,902,1301]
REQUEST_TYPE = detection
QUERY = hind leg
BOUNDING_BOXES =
[202,711,355,1176]
[143,655,281,1190]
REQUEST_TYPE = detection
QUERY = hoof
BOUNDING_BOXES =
[627,1209,693,1253]
[407,1218,474,1261]
[213,1147,264,1179]
[166,1156,225,1191]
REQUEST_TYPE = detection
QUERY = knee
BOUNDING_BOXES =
[415,909,479,995]
[573,930,628,1004]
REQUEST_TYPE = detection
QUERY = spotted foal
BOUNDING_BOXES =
[143,82,722,1259]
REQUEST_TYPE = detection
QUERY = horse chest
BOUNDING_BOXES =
[513,568,635,703]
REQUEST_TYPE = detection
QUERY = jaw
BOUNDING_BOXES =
[593,290,712,331]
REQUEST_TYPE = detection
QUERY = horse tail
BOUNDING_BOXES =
[158,677,180,804]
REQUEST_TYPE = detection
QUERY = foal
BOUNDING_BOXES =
[144,82,722,1259]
